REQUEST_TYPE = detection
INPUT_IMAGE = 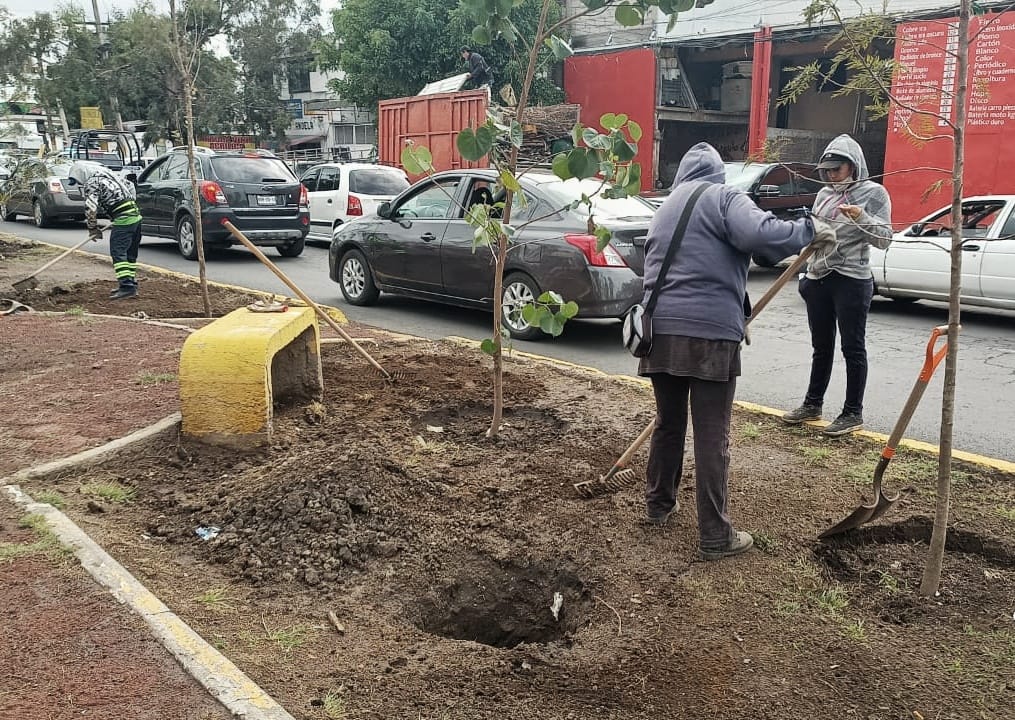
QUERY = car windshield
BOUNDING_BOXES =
[211,157,295,183]
[723,162,768,192]
[349,168,409,195]
[537,178,656,221]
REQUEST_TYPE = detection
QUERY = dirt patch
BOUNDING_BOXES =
[3,238,1014,719]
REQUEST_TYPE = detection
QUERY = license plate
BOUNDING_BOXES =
[256,195,277,206]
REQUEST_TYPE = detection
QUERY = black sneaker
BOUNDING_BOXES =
[823,412,863,437]
[110,285,138,300]
[781,404,823,425]
[645,501,679,527]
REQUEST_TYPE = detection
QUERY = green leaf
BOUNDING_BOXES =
[583,0,608,8]
[552,152,574,180]
[581,127,611,150]
[567,148,599,179]
[521,304,539,325]
[539,313,565,336]
[612,137,637,163]
[571,123,583,147]
[471,25,492,45]
[623,163,642,195]
[560,301,579,319]
[509,120,523,149]
[600,112,620,131]
[674,0,695,10]
[499,169,521,192]
[457,126,495,161]
[614,3,643,26]
[480,338,498,355]
[594,224,612,252]
[496,0,513,13]
[628,120,643,142]
[400,145,433,175]
[544,34,574,60]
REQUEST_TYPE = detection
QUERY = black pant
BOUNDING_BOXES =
[646,373,736,548]
[110,222,142,287]
[799,272,874,415]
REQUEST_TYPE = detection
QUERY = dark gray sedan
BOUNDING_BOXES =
[328,169,654,339]
[0,158,85,227]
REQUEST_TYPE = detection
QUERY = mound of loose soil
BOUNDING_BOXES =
[24,340,1015,720]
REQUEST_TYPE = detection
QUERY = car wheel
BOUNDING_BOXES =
[277,237,305,257]
[502,272,544,341]
[33,200,51,228]
[339,248,379,305]
[176,215,199,260]
[0,202,13,222]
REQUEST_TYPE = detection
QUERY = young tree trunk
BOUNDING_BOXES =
[920,0,969,597]
[486,0,552,438]
[169,0,211,319]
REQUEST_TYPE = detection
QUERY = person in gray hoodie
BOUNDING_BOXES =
[780,134,893,437]
[639,142,833,560]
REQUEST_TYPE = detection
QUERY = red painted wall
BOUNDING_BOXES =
[564,49,657,191]
[885,13,1015,224]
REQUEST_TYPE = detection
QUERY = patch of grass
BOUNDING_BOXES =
[64,305,87,316]
[775,600,802,616]
[812,587,849,615]
[32,490,65,509]
[799,445,835,466]
[193,587,236,612]
[80,481,136,504]
[996,505,1015,521]
[0,512,68,562]
[739,422,761,440]
[841,618,867,643]
[752,531,779,555]
[262,622,313,653]
[877,571,905,595]
[136,371,177,386]
[322,691,347,719]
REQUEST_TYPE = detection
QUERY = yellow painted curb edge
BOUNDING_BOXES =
[445,336,1015,475]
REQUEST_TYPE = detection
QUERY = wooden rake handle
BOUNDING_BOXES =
[221,221,391,380]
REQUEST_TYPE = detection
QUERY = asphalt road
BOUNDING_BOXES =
[7,219,1015,462]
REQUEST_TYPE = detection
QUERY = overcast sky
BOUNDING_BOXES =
[2,0,341,22]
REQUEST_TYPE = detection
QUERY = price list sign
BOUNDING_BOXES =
[884,12,1015,223]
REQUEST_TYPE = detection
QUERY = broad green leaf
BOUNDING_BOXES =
[471,25,492,45]
[521,304,539,325]
[509,120,523,148]
[594,224,612,252]
[612,138,637,163]
[480,338,497,355]
[552,152,573,180]
[675,0,695,10]
[544,34,574,60]
[401,145,433,175]
[582,127,611,150]
[628,120,643,142]
[560,301,579,319]
[614,3,643,26]
[600,112,621,131]
[500,169,521,192]
[539,313,565,336]
[567,148,599,179]
[623,163,643,195]
[496,0,513,14]
[571,123,583,147]
[457,126,495,161]
[546,290,564,304]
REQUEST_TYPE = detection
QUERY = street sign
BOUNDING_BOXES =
[285,99,304,119]
[80,106,103,129]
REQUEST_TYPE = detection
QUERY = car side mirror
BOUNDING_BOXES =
[757,184,780,198]
[377,201,391,219]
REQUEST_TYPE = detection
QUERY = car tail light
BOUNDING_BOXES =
[299,184,309,207]
[564,234,627,267]
[347,194,363,216]
[49,179,65,194]
[199,181,228,206]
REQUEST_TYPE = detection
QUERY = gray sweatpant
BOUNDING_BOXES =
[645,373,736,548]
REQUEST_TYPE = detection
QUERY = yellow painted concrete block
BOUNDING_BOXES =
[179,306,324,448]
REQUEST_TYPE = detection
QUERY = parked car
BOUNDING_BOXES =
[0,157,85,227]
[644,161,821,267]
[870,196,1015,311]
[328,169,655,339]
[134,148,309,259]
[301,163,410,243]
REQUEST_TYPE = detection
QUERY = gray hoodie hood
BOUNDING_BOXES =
[820,134,869,183]
[68,160,107,187]
[673,142,726,185]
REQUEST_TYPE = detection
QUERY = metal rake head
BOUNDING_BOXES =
[573,468,638,499]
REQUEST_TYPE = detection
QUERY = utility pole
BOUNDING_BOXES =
[90,0,125,131]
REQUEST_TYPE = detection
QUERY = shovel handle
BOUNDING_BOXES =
[746,242,818,325]
[24,235,94,278]
[221,221,391,380]
[882,325,952,459]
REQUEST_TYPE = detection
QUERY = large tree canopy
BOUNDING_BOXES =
[316,0,564,109]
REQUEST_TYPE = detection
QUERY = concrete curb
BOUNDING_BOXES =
[2,484,295,720]
[444,336,1015,475]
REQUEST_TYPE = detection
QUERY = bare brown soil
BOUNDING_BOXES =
[2,236,1013,720]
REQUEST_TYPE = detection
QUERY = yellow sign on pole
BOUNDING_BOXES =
[80,107,104,129]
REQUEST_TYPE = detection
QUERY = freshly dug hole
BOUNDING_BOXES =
[414,557,592,648]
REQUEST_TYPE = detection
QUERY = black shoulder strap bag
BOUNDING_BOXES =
[621,182,709,358]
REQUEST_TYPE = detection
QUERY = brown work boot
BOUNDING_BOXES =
[699,530,754,561]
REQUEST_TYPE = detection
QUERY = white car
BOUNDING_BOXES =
[300,163,410,243]
[870,195,1015,311]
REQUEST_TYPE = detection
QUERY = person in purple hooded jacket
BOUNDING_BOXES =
[639,142,835,560]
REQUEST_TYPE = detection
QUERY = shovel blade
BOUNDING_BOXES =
[11,276,38,291]
[865,491,901,524]
[818,500,879,539]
